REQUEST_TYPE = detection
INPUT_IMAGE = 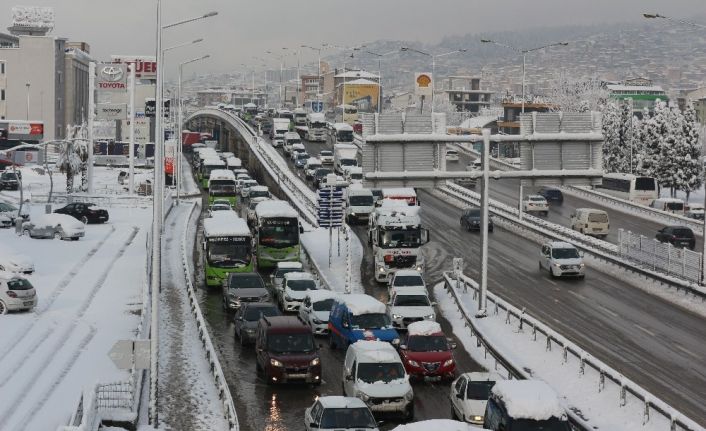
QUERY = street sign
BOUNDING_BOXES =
[108,339,151,370]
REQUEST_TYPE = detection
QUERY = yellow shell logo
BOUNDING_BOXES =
[416,74,432,88]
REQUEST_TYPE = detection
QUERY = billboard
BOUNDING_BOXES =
[97,63,127,91]
[415,73,433,97]
[0,121,44,140]
[343,83,380,112]
[96,103,127,120]
[111,56,157,79]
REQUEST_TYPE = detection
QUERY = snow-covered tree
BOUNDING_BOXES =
[601,102,623,172]
[676,104,702,200]
[57,141,81,194]
[548,74,609,113]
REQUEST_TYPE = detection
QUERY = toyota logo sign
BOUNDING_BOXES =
[100,66,124,82]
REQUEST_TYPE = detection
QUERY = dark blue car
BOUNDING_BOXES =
[328,294,401,349]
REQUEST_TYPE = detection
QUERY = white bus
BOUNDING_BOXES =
[596,173,658,205]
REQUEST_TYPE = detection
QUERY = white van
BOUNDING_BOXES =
[283,132,302,156]
[342,340,414,419]
[651,198,685,214]
[569,208,609,238]
[343,166,364,184]
[345,186,375,224]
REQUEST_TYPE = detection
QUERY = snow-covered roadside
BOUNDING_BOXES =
[0,206,151,431]
[301,226,364,294]
[433,280,691,431]
[157,202,229,430]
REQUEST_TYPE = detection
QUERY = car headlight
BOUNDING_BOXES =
[407,359,420,367]
[378,266,385,273]
[350,212,356,216]
[425,314,435,320]
[312,317,324,324]
[579,263,585,268]
[245,328,256,333]
[443,359,454,367]
[391,338,400,346]
[416,266,422,272]
[472,415,483,422]
[356,391,370,402]
[553,263,561,267]
[404,389,414,401]
[260,294,269,301]
[284,294,293,301]
[392,314,402,320]
[310,358,320,366]
[270,359,283,367]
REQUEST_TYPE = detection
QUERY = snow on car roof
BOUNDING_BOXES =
[306,289,338,303]
[391,419,484,430]
[284,272,315,281]
[277,262,303,269]
[0,271,27,281]
[317,396,368,409]
[339,294,386,315]
[394,269,424,278]
[226,157,242,167]
[208,169,236,181]
[492,380,565,420]
[407,321,442,336]
[391,286,428,296]
[548,241,575,249]
[284,132,300,138]
[203,214,250,237]
[255,200,298,218]
[249,185,269,192]
[383,188,416,196]
[203,158,225,166]
[461,371,505,382]
[306,157,321,165]
[33,213,84,229]
[334,123,354,131]
[350,340,400,363]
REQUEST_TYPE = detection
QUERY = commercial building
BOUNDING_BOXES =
[299,74,320,105]
[333,70,380,113]
[498,98,554,135]
[443,76,493,113]
[605,77,667,115]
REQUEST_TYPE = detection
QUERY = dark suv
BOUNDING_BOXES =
[538,186,564,203]
[255,315,321,385]
[0,172,20,191]
[460,207,494,232]
[656,226,695,250]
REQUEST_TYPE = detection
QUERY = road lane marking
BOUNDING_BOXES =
[546,279,557,286]
[633,323,656,337]
[567,290,587,300]
[596,304,619,318]
[674,344,702,360]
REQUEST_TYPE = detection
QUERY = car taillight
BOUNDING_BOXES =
[384,255,394,263]
[7,291,18,298]
[671,235,677,240]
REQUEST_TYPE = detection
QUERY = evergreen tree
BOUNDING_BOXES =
[619,101,636,173]
[678,104,703,200]
[601,102,623,172]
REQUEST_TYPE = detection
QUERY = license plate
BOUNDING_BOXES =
[23,301,34,306]
[424,375,442,382]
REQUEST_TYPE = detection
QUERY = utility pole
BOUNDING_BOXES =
[128,64,136,195]
[87,62,95,194]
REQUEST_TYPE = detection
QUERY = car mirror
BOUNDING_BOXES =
[345,374,354,381]
[399,344,407,350]
[580,252,585,258]
[257,348,264,353]
[299,225,304,234]
[377,420,385,427]
[342,321,349,329]
[431,301,437,306]
[456,391,464,399]
[309,423,318,428]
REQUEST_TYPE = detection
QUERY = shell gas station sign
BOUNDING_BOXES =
[415,73,433,97]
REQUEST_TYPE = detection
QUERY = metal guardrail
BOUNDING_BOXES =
[179,200,239,430]
[437,182,706,299]
[619,229,703,283]
[441,271,705,431]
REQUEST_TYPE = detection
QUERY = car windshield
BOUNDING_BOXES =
[315,169,332,178]
[275,268,301,279]
[588,213,608,223]
[207,238,251,267]
[393,275,424,287]
[320,151,332,157]
[512,418,571,431]
[350,173,363,180]
[543,189,561,197]
[0,202,17,211]
[673,228,694,238]
[229,275,264,289]
[407,335,449,352]
[393,294,430,307]
[244,306,280,321]
[267,333,315,354]
[287,279,317,291]
[465,209,480,218]
[552,248,580,259]
[379,229,422,248]
[319,408,377,428]
[297,153,309,160]
[312,298,335,312]
[349,195,373,206]
[1,172,18,180]
[350,313,390,329]
[466,381,495,400]
[249,190,269,198]
[7,278,33,290]
[666,202,684,211]
[529,197,545,202]
[357,362,405,383]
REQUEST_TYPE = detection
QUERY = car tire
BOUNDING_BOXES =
[23,229,31,237]
[54,231,63,240]
[0,300,7,315]
[405,403,415,421]
[81,216,88,224]
[329,332,338,350]
[550,267,558,278]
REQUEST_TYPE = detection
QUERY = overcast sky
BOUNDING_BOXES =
[1,0,703,77]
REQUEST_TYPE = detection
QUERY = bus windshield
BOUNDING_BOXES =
[209,180,236,196]
[259,218,299,248]
[379,228,422,248]
[207,237,252,267]
[336,130,354,142]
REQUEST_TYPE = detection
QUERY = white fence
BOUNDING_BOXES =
[441,271,705,431]
[618,229,702,283]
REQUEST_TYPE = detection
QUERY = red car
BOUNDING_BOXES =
[398,321,456,381]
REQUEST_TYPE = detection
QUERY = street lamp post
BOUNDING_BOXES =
[400,47,467,113]
[25,83,30,120]
[480,39,568,113]
[363,50,396,114]
[301,45,323,101]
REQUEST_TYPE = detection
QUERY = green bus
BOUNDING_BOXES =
[254,200,302,269]
[208,169,237,206]
[199,158,226,189]
[203,212,254,288]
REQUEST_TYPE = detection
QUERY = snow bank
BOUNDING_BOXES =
[306,289,338,303]
[492,380,565,420]
[392,419,483,430]
[407,321,442,336]
[340,293,385,315]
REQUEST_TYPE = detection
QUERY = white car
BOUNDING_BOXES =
[522,195,549,216]
[387,287,436,330]
[0,201,29,222]
[0,213,12,228]
[450,372,503,425]
[446,149,459,161]
[270,261,303,294]
[388,269,427,294]
[290,143,307,160]
[208,200,233,217]
[240,179,259,198]
[280,272,319,312]
[0,252,34,274]
[299,290,338,335]
[319,150,334,165]
[22,213,85,240]
[0,272,37,314]
[305,158,322,179]
[304,396,378,431]
[539,241,585,279]
[246,197,270,227]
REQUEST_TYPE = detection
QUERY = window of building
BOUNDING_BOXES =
[0,62,4,74]
[1,89,4,100]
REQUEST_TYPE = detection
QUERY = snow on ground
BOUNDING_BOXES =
[157,201,228,430]
[433,281,676,431]
[301,226,363,294]
[0,204,150,431]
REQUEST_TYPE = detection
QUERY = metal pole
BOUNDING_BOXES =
[87,62,95,194]
[279,59,283,107]
[25,83,30,120]
[129,64,136,195]
[518,183,523,221]
[521,53,526,114]
[431,56,435,114]
[702,166,706,283]
[478,129,490,315]
[150,0,162,425]
[378,58,382,114]
[317,49,321,100]
[46,143,53,211]
[177,63,183,203]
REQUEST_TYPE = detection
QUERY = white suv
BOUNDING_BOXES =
[387,287,436,330]
[522,195,549,216]
[539,241,585,279]
[342,340,414,420]
[0,272,37,314]
[280,272,319,312]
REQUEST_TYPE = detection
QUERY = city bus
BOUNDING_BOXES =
[199,158,226,189]
[254,200,302,269]
[208,169,237,206]
[595,173,658,205]
[203,212,254,287]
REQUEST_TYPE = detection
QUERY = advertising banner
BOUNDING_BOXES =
[96,103,127,120]
[97,63,127,91]
[93,120,117,140]
[415,73,433,97]
[110,56,157,79]
[343,83,380,112]
[1,121,44,140]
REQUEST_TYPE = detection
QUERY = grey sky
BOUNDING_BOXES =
[1,0,703,77]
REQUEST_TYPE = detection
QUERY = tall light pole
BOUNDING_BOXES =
[151,7,216,426]
[644,12,706,282]
[25,83,30,120]
[400,47,467,113]
[363,50,396,114]
[324,44,366,118]
[301,44,323,100]
[265,48,291,107]
[480,39,568,114]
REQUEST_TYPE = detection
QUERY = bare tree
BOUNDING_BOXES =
[547,73,609,113]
